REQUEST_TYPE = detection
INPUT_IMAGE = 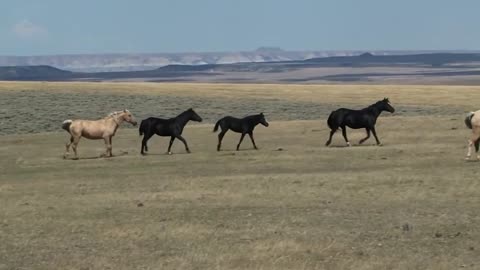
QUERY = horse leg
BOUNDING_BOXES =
[248,131,258,150]
[359,128,371,144]
[467,139,474,160]
[466,131,480,160]
[71,136,81,160]
[141,132,154,155]
[325,129,336,146]
[167,136,175,155]
[217,130,227,151]
[108,136,113,157]
[64,136,74,159]
[341,127,350,146]
[176,135,191,153]
[474,127,480,159]
[371,127,382,145]
[236,133,246,151]
[101,137,111,157]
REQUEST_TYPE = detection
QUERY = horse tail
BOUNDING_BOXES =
[327,111,338,131]
[62,120,72,133]
[213,119,222,132]
[465,112,475,129]
[139,120,147,136]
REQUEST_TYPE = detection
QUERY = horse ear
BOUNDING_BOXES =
[124,109,127,112]
[189,108,193,111]
[260,112,264,115]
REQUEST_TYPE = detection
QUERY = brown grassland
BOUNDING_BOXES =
[1,82,480,269]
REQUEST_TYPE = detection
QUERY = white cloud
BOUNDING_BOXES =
[12,19,48,39]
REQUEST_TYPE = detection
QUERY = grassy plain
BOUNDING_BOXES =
[0,82,479,269]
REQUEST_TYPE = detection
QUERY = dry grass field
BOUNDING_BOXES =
[1,82,480,269]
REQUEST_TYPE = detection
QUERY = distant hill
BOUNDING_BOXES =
[303,52,480,67]
[1,49,474,72]
[0,65,72,80]
[3,52,480,85]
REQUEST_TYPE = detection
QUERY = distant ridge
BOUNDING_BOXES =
[0,65,72,80]
[2,49,478,72]
[304,52,480,67]
[2,52,480,85]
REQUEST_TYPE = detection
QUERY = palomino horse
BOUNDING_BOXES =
[464,110,480,160]
[213,113,269,151]
[62,110,137,159]
[325,98,395,147]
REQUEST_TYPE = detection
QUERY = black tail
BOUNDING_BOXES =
[139,120,147,136]
[213,119,222,132]
[62,120,72,132]
[465,112,474,129]
[327,111,337,131]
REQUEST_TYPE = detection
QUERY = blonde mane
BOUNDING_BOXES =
[106,110,129,118]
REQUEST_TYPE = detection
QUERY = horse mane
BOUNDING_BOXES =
[244,113,262,120]
[175,109,196,120]
[365,100,386,110]
[177,109,190,117]
[106,110,129,118]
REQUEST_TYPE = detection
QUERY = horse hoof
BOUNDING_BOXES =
[378,143,383,147]
[346,142,351,147]
[168,152,172,155]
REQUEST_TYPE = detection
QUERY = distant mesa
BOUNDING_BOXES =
[359,52,374,57]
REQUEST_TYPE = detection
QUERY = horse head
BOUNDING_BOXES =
[121,109,138,126]
[259,112,269,127]
[380,98,395,113]
[188,108,203,122]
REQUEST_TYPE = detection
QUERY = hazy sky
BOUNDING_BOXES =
[1,0,479,55]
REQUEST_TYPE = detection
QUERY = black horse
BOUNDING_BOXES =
[213,113,269,151]
[139,108,202,155]
[325,98,395,147]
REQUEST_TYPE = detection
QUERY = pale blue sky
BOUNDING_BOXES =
[0,0,478,55]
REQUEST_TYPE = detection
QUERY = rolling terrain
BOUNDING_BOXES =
[3,52,480,84]
[1,49,456,72]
